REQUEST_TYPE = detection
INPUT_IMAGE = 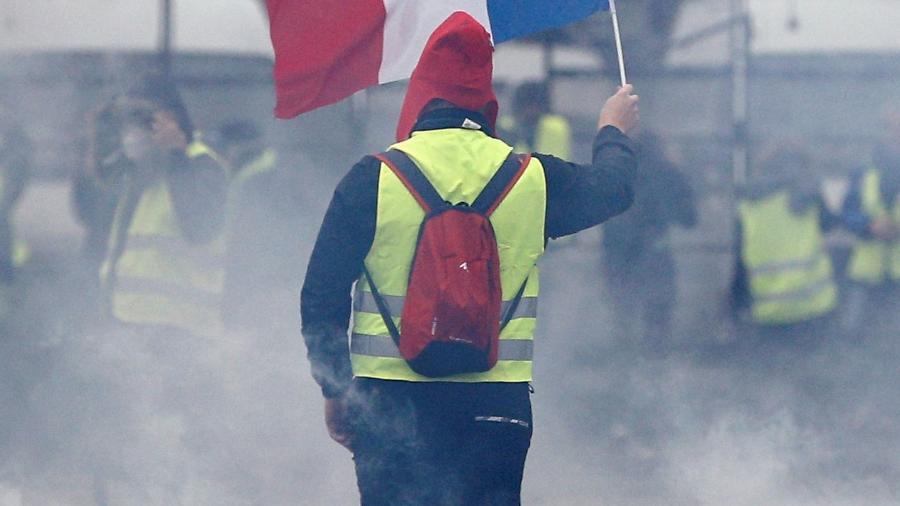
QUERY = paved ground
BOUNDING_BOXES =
[1,182,899,505]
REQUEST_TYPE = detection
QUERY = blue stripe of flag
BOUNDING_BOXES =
[487,0,610,44]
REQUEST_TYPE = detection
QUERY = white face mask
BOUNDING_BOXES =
[121,126,154,162]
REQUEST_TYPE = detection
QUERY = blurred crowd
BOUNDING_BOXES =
[2,74,900,359]
[2,73,900,501]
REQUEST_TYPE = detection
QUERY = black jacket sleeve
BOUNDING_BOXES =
[0,126,30,216]
[167,151,227,245]
[669,167,698,229]
[540,126,637,239]
[730,220,751,316]
[841,171,873,238]
[817,196,840,232]
[300,157,380,398]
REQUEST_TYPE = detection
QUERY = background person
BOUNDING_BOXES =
[216,119,306,332]
[497,81,573,160]
[731,144,839,347]
[841,105,900,337]
[601,129,696,352]
[0,110,32,320]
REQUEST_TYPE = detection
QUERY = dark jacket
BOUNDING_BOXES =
[601,144,695,274]
[73,100,125,266]
[104,149,226,282]
[841,144,900,239]
[300,107,637,399]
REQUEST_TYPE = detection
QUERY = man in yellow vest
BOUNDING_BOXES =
[215,120,303,332]
[99,75,227,338]
[300,13,638,505]
[731,145,839,343]
[0,112,31,320]
[841,106,900,336]
[497,81,573,160]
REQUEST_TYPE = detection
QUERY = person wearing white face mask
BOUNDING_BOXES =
[120,121,155,164]
[85,75,229,502]
[98,74,227,337]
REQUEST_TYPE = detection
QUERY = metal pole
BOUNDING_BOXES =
[159,0,173,76]
[541,36,555,108]
[729,0,749,185]
[608,0,628,86]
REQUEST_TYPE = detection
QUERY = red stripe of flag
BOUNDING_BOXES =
[266,0,386,119]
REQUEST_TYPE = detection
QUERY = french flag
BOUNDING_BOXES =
[266,0,609,119]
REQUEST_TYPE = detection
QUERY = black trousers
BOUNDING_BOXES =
[347,379,533,506]
[604,249,678,346]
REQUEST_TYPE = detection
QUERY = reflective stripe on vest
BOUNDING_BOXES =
[747,253,828,277]
[751,276,834,304]
[847,169,900,284]
[351,128,546,382]
[231,150,277,187]
[101,178,224,336]
[186,138,224,165]
[353,288,539,320]
[351,333,534,361]
[738,191,837,324]
[113,276,221,305]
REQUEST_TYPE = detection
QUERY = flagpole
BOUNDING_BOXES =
[608,0,628,86]
[159,0,173,77]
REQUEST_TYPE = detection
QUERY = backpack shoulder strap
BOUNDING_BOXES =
[471,153,532,216]
[375,150,447,213]
[361,265,402,347]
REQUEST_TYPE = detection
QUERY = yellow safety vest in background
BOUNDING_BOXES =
[847,169,900,284]
[0,172,8,271]
[351,128,547,382]
[225,149,277,228]
[186,133,225,166]
[230,149,277,188]
[0,172,30,269]
[738,191,837,325]
[497,114,572,160]
[100,141,225,336]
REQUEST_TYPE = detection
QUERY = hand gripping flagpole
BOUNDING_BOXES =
[608,0,628,86]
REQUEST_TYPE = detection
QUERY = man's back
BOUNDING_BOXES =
[351,125,545,384]
[298,11,640,505]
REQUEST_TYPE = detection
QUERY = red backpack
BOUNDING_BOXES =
[364,149,531,378]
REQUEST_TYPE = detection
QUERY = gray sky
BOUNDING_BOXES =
[3,0,900,56]
[750,0,900,52]
[0,0,271,54]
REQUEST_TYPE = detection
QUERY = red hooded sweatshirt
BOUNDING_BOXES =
[395,12,499,142]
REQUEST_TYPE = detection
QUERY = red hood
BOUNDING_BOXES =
[395,12,498,142]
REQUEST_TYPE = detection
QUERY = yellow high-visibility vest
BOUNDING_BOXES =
[230,149,277,188]
[186,133,225,166]
[847,169,900,284]
[738,191,837,324]
[497,114,572,160]
[0,172,29,268]
[100,141,225,336]
[225,149,277,225]
[351,128,546,382]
